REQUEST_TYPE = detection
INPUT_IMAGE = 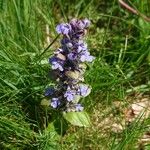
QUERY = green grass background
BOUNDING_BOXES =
[0,0,150,149]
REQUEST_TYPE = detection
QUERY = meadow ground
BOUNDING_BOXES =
[0,0,150,149]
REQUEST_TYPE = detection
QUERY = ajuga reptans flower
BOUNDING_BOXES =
[45,18,95,112]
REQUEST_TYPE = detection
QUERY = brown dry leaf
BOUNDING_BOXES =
[125,97,150,123]
[124,108,135,122]
[137,132,150,149]
[140,132,150,142]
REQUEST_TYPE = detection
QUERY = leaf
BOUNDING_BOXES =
[63,111,91,127]
[46,122,56,133]
[43,122,60,149]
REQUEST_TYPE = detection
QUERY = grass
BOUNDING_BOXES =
[0,0,150,149]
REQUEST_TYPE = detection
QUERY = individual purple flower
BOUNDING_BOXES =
[61,38,73,49]
[56,23,71,35]
[64,86,76,101]
[70,18,78,28]
[51,61,63,71]
[82,18,91,28]
[64,90,76,101]
[77,20,86,30]
[78,84,91,97]
[51,98,60,108]
[75,40,87,53]
[75,104,84,111]
[68,52,77,60]
[61,38,71,45]
[80,51,95,62]
[45,87,54,96]
[69,19,86,39]
[76,19,91,30]
[49,57,64,71]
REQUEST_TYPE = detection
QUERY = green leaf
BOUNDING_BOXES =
[63,111,91,127]
[46,122,56,132]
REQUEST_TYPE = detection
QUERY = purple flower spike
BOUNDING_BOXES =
[51,98,60,108]
[75,104,84,111]
[56,23,71,35]
[46,18,95,112]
